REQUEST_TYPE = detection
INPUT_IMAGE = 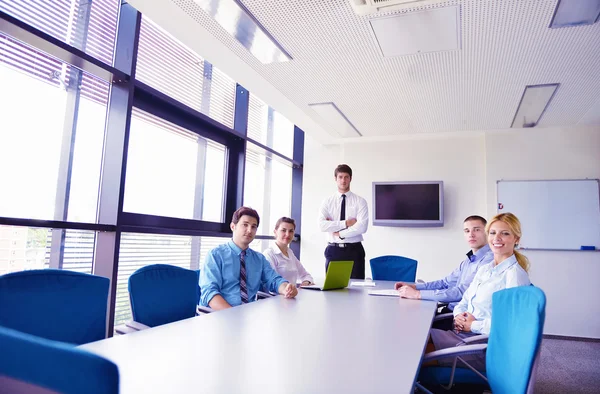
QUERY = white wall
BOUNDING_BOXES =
[485,126,600,338]
[301,126,600,338]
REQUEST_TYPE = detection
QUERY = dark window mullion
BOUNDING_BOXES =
[49,0,93,269]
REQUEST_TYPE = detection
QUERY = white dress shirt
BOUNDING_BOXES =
[453,254,531,335]
[263,245,314,285]
[318,191,369,244]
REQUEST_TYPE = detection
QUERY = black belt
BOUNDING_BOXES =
[328,242,360,248]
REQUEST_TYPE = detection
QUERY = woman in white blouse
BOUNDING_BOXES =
[428,212,531,369]
[263,217,314,286]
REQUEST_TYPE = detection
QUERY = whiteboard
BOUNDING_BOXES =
[497,180,600,251]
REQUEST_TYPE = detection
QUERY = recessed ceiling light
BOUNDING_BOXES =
[194,0,291,63]
[549,0,600,28]
[308,102,362,138]
[511,84,559,128]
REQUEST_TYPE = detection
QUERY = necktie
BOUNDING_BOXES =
[340,194,346,221]
[240,250,248,303]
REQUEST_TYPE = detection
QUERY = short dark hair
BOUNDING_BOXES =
[274,217,296,230]
[232,206,260,226]
[334,164,352,178]
[463,215,487,226]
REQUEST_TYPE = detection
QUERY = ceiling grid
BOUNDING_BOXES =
[166,0,599,137]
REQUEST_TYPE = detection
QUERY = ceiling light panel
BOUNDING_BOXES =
[549,0,600,28]
[369,5,460,57]
[511,84,559,128]
[194,0,291,63]
[308,102,362,138]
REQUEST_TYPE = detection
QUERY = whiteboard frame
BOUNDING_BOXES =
[496,178,600,252]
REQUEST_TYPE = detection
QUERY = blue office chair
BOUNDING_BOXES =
[369,255,418,282]
[0,325,119,394]
[128,264,200,328]
[0,269,109,345]
[416,286,546,394]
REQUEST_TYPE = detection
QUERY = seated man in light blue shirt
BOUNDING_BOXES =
[395,215,493,330]
[200,206,298,310]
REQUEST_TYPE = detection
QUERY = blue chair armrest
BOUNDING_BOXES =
[114,320,151,335]
[458,334,489,346]
[114,324,137,335]
[433,312,454,322]
[256,291,273,299]
[197,305,213,314]
[422,343,488,363]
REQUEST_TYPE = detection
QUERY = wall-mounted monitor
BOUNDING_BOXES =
[372,181,444,227]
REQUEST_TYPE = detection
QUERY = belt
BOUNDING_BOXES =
[328,242,360,248]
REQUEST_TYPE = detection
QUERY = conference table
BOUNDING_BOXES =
[81,281,437,394]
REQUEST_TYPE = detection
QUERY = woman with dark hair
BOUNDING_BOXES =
[263,217,313,286]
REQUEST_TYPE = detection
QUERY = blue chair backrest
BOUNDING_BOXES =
[128,264,198,327]
[0,269,109,345]
[0,325,119,394]
[369,255,418,282]
[486,286,546,394]
[195,269,201,305]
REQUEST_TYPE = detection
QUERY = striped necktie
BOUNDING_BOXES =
[240,249,248,303]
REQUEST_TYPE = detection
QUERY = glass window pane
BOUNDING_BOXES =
[272,110,294,158]
[0,0,120,66]
[123,109,226,222]
[248,94,294,158]
[136,17,236,128]
[244,143,293,236]
[114,233,227,326]
[136,16,204,112]
[0,225,94,275]
[0,37,108,223]
[249,238,270,253]
[209,66,236,129]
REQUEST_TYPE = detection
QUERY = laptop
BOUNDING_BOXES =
[301,261,354,291]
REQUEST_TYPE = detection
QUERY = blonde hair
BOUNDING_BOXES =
[486,212,530,272]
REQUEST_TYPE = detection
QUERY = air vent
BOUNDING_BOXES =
[350,0,448,15]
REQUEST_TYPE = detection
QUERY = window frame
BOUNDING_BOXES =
[0,2,305,336]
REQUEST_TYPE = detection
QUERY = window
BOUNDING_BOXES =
[114,233,227,325]
[0,35,108,223]
[244,143,293,236]
[0,225,94,275]
[136,16,236,128]
[0,0,120,66]
[248,94,294,159]
[249,238,271,253]
[123,109,227,222]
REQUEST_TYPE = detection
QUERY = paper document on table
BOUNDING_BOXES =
[368,289,400,297]
[351,281,376,287]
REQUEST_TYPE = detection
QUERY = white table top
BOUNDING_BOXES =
[81,281,437,394]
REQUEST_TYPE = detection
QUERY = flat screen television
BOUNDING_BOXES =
[372,181,444,227]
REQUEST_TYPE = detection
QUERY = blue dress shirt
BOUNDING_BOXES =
[416,245,493,310]
[199,240,288,307]
[453,254,531,334]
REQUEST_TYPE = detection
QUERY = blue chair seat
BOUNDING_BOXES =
[0,269,109,345]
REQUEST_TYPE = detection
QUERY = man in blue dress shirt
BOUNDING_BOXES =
[395,215,493,330]
[200,206,298,310]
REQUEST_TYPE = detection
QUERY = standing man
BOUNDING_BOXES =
[200,207,298,310]
[395,215,493,330]
[319,164,369,279]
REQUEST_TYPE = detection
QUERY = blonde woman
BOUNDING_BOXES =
[428,212,531,369]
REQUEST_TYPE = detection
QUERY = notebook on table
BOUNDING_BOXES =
[368,289,400,297]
